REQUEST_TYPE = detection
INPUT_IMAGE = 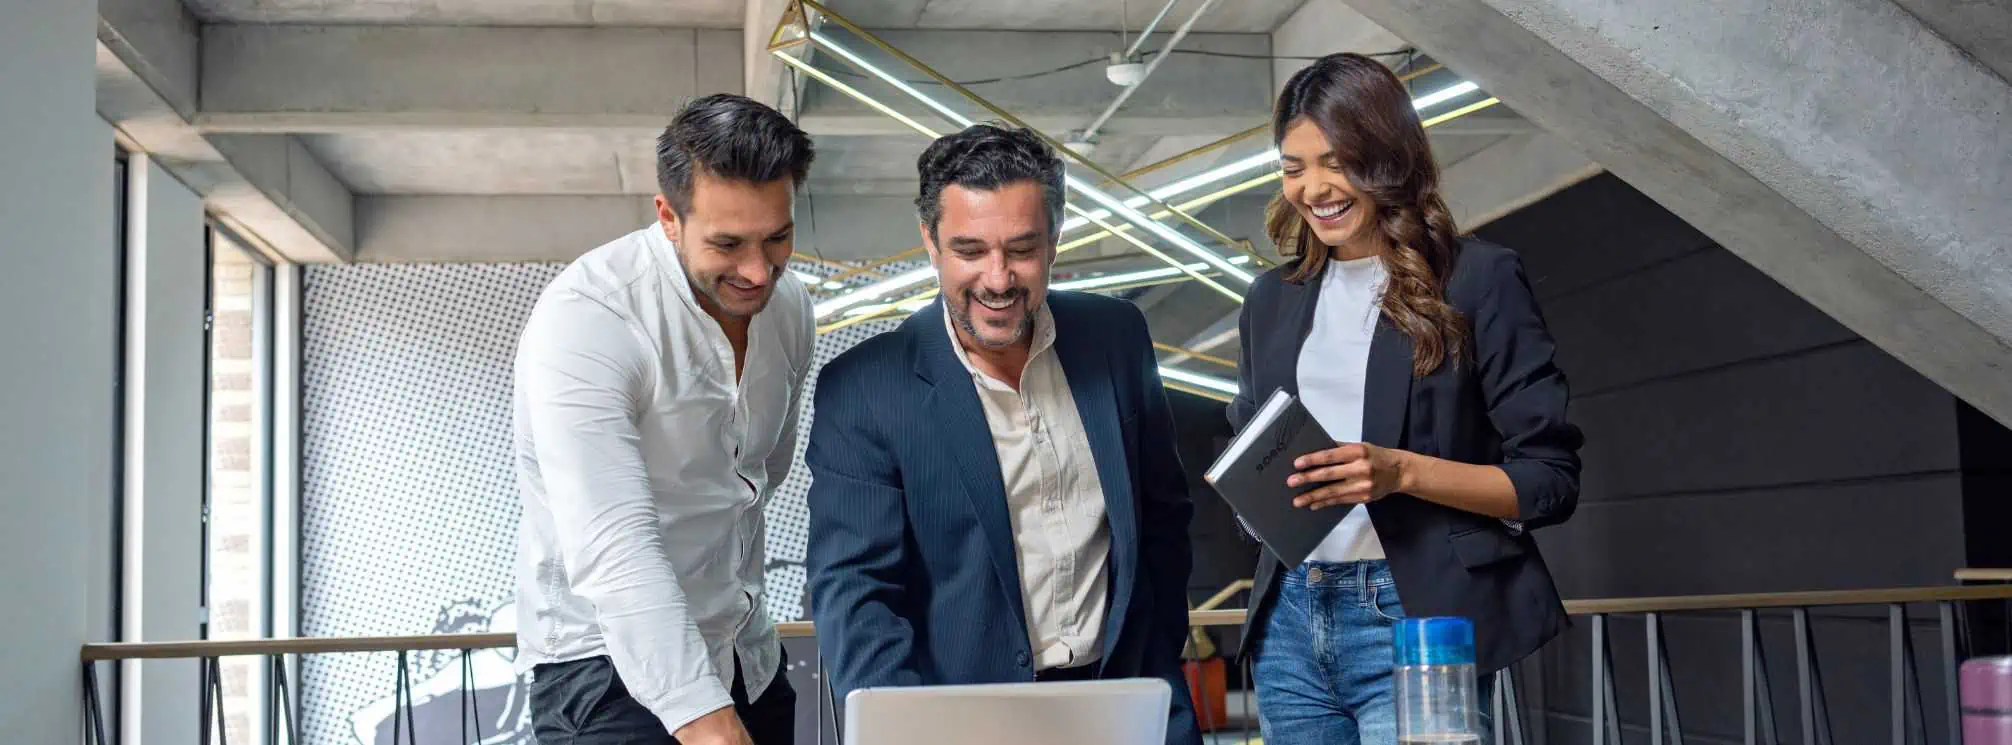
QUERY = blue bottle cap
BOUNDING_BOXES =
[1394,617,1476,666]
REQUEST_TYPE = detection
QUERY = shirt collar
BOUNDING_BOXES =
[642,222,703,310]
[940,297,1057,388]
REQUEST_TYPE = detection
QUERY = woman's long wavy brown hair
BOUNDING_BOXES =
[1267,53,1467,377]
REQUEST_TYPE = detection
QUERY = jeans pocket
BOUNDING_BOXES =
[1367,581,1406,623]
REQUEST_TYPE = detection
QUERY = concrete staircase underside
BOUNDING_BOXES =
[1333,0,2012,426]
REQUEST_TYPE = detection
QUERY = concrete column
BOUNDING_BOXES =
[121,155,208,745]
[0,0,110,739]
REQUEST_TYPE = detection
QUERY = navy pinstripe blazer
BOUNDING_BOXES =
[804,291,1200,745]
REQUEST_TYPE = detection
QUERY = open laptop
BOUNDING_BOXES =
[843,678,1171,745]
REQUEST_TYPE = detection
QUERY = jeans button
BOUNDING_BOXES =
[1306,567,1323,583]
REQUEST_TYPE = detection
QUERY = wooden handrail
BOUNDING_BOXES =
[1956,567,2012,582]
[82,584,2012,661]
[1560,584,2012,615]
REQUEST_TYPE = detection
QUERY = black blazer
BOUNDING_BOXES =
[1227,238,1583,674]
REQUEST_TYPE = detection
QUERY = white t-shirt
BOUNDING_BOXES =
[1295,255,1388,563]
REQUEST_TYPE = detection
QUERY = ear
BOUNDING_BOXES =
[654,195,680,239]
[919,220,939,264]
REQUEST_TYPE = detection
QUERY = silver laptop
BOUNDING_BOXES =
[842,678,1171,745]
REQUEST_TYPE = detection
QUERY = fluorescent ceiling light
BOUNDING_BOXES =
[1052,254,1252,292]
[1065,174,1253,283]
[792,270,823,285]
[811,31,973,128]
[814,265,934,318]
[822,280,846,290]
[793,29,1484,319]
[1159,365,1238,395]
[1412,80,1481,111]
[1054,81,1479,235]
[798,32,1249,309]
[1059,150,1280,233]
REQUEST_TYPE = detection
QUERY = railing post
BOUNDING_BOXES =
[1502,666,1527,745]
[1793,608,1832,745]
[81,660,108,745]
[817,654,829,745]
[1494,669,1506,745]
[391,650,417,745]
[1591,614,1619,745]
[1593,614,1608,745]
[1892,603,1908,745]
[1942,601,1965,745]
[277,654,300,744]
[1650,612,1686,745]
[458,649,485,745]
[1651,612,1665,745]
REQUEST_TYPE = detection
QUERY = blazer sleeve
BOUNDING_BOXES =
[1121,307,1203,745]
[803,358,923,704]
[1471,251,1585,529]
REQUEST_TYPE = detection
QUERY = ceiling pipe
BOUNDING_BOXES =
[1080,0,1223,143]
[1122,0,1183,61]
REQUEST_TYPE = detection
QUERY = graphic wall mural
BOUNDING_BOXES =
[300,261,907,744]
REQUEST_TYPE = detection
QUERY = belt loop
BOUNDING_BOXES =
[1355,561,1367,592]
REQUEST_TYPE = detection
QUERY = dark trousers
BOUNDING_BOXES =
[530,651,796,745]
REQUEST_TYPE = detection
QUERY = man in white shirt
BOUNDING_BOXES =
[513,93,816,745]
[804,124,1201,745]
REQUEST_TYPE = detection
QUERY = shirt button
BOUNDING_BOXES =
[1307,567,1324,583]
[1016,651,1031,667]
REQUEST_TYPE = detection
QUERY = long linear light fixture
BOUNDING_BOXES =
[804,80,1494,320]
[1160,365,1239,396]
[800,30,1251,282]
[794,1,1259,265]
[840,254,1254,320]
[778,51,1240,315]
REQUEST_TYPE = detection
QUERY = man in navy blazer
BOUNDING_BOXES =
[804,124,1201,745]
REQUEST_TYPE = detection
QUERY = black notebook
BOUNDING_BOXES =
[1203,388,1346,568]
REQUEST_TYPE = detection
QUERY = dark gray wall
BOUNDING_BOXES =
[1475,173,1989,745]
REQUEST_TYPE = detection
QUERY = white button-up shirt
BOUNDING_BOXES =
[944,303,1112,670]
[513,224,813,735]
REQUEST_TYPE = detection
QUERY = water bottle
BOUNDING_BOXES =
[1395,616,1481,744]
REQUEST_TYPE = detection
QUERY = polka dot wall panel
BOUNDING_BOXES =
[300,261,910,744]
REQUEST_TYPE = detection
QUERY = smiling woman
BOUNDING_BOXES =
[1228,52,1585,745]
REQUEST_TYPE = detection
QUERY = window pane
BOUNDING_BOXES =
[207,231,270,745]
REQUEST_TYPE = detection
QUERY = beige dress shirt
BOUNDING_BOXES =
[943,302,1112,670]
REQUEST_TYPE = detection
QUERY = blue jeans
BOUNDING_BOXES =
[1253,560,1492,745]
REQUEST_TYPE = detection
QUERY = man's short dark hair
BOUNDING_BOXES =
[915,124,1066,244]
[656,93,816,216]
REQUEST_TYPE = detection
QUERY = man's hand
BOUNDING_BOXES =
[674,707,755,745]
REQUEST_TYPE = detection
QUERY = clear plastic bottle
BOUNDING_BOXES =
[1395,616,1481,744]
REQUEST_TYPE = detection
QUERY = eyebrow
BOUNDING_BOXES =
[946,230,1044,248]
[706,222,796,243]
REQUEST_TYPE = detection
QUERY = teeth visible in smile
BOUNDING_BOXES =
[976,295,1016,310]
[1310,201,1351,219]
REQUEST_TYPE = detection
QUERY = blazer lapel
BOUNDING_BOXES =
[1282,272,1324,399]
[910,305,1029,630]
[1051,304,1137,661]
[1288,263,1412,448]
[1361,317,1414,449]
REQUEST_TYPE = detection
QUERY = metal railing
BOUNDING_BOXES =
[80,584,2012,745]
